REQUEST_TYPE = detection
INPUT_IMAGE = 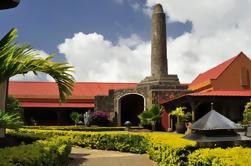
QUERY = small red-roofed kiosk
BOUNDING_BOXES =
[161,52,251,131]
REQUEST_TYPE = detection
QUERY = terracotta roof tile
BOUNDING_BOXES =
[9,81,137,99]
[189,90,251,97]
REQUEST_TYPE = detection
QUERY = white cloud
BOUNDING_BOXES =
[143,0,251,83]
[130,2,140,11]
[58,33,150,82]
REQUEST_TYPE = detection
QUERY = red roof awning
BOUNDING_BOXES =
[189,90,251,97]
[21,102,94,108]
[161,90,251,105]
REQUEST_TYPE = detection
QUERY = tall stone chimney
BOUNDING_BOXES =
[151,4,167,78]
[139,3,183,88]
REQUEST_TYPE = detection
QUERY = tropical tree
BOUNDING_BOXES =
[0,28,75,137]
[138,105,163,131]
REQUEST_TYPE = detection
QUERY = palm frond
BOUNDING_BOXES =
[0,28,75,102]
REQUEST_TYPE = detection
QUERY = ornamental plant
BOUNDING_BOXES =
[70,112,81,126]
[91,111,110,126]
[138,105,163,130]
[6,96,24,120]
[242,100,251,125]
[0,110,23,129]
[170,107,186,123]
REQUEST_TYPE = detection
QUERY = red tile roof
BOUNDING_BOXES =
[189,90,251,97]
[189,52,244,89]
[21,102,94,108]
[9,81,137,108]
[161,90,251,105]
[9,81,137,99]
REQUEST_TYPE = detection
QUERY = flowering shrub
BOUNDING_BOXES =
[7,128,251,166]
[91,111,110,126]
[188,147,251,166]
[8,129,197,165]
[145,133,196,166]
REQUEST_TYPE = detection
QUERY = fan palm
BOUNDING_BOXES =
[138,105,163,130]
[0,28,75,137]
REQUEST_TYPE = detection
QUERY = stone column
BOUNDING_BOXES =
[151,4,167,78]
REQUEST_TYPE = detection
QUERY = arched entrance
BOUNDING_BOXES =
[118,94,145,126]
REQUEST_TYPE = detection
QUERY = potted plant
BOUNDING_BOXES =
[170,107,191,133]
[138,105,163,131]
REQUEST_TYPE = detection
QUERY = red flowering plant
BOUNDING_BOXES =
[91,111,110,126]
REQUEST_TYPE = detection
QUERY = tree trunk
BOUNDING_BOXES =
[0,80,8,138]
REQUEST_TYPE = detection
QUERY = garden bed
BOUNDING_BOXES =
[5,128,251,166]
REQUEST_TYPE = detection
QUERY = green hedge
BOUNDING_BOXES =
[8,129,148,154]
[8,129,251,166]
[188,147,251,166]
[145,133,196,166]
[7,129,197,165]
[22,125,143,131]
[0,137,71,166]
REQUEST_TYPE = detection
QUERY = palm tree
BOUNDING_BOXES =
[138,105,163,131]
[0,28,75,137]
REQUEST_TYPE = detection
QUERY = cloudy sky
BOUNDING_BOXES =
[1,0,251,83]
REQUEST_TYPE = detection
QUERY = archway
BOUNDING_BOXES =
[119,94,145,126]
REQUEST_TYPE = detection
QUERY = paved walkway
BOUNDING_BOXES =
[69,147,157,166]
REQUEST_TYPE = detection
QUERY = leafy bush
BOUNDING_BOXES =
[70,112,81,125]
[8,129,196,165]
[138,105,163,130]
[145,133,196,166]
[22,125,143,131]
[91,111,110,126]
[243,100,251,124]
[8,129,148,154]
[0,111,23,129]
[0,137,71,166]
[8,128,251,166]
[6,96,24,120]
[188,147,251,166]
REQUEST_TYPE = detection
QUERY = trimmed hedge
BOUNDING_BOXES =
[0,137,71,166]
[145,133,196,166]
[8,129,197,165]
[23,125,143,131]
[8,129,251,165]
[8,129,148,154]
[188,147,251,166]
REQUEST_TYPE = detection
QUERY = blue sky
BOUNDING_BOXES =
[3,0,251,83]
[1,1,190,60]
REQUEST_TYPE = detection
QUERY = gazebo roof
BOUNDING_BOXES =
[192,110,242,130]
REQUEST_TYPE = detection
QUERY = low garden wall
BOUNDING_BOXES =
[3,128,251,166]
